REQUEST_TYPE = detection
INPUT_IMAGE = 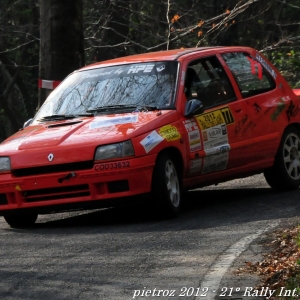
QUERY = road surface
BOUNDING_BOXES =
[0,174,299,300]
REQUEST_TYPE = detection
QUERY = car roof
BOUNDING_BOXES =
[80,46,254,71]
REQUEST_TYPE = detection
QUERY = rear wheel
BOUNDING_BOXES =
[264,127,300,190]
[151,153,181,217]
[4,212,38,228]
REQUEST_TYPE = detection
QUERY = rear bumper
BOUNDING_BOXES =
[0,156,155,214]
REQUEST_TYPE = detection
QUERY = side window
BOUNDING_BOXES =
[185,56,236,108]
[222,52,276,98]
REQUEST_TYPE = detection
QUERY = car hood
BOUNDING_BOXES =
[0,111,178,168]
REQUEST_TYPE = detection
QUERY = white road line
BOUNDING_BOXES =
[196,221,279,300]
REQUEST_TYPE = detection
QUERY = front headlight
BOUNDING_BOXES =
[0,157,11,172]
[94,140,134,161]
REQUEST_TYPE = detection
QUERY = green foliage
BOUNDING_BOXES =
[277,274,300,300]
[268,50,300,88]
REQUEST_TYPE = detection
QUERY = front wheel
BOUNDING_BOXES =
[4,212,38,228]
[151,153,181,217]
[264,127,300,190]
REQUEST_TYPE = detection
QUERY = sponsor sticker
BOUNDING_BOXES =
[183,119,202,152]
[140,131,164,153]
[89,115,138,129]
[195,108,232,174]
[156,65,165,72]
[202,152,229,174]
[188,131,202,152]
[271,98,287,121]
[127,64,154,74]
[202,123,229,151]
[158,125,181,142]
[189,158,203,174]
[256,53,277,79]
[196,107,234,130]
[114,68,124,75]
[205,144,230,156]
[286,100,300,121]
[82,70,113,79]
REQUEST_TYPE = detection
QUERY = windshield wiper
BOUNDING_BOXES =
[131,105,159,112]
[86,104,159,113]
[38,114,94,121]
[86,105,138,113]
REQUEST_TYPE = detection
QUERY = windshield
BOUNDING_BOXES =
[33,61,178,122]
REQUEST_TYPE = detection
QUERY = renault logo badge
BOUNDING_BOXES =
[48,153,54,162]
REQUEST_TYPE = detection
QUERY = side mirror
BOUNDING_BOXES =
[184,99,204,117]
[23,118,33,128]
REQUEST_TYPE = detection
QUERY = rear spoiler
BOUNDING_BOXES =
[293,89,300,97]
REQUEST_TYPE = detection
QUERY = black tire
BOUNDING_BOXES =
[264,127,300,191]
[4,212,38,228]
[151,153,181,217]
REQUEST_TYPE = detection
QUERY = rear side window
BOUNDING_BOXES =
[222,52,276,98]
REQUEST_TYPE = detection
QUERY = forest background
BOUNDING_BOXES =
[0,0,300,141]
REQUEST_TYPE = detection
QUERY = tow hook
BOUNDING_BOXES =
[58,172,76,183]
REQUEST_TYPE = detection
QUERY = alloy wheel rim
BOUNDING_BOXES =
[165,160,180,208]
[283,133,300,180]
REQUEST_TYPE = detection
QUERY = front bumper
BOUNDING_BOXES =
[0,155,155,214]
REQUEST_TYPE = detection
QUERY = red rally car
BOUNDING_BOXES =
[1,46,300,227]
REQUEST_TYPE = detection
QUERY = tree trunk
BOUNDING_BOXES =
[39,0,85,107]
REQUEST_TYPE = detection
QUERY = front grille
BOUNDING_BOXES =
[23,184,90,202]
[0,194,8,205]
[12,161,94,177]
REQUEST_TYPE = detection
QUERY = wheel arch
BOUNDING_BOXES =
[274,123,300,158]
[151,146,183,216]
[286,122,300,133]
[264,123,300,190]
[155,146,184,180]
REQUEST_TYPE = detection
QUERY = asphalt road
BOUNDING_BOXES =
[0,174,300,300]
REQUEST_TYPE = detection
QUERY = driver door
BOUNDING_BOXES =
[182,55,252,176]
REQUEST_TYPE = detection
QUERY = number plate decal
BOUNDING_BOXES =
[94,161,130,171]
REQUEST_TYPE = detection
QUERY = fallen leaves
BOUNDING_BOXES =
[238,226,300,299]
